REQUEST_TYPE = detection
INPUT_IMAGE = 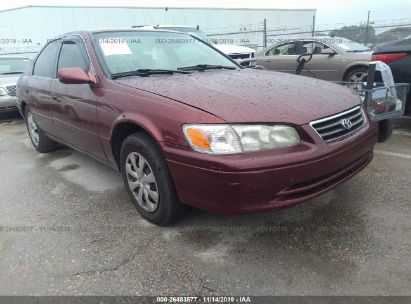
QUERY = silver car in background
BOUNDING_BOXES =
[0,57,30,114]
[256,36,372,82]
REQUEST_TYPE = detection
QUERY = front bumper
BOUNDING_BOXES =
[0,95,18,113]
[163,117,378,214]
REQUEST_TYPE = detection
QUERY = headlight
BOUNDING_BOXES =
[0,87,8,96]
[182,124,300,154]
[182,124,242,154]
[231,125,300,152]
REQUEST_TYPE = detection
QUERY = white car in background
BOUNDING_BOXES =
[0,56,30,114]
[134,25,256,66]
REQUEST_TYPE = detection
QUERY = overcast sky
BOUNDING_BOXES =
[1,0,410,27]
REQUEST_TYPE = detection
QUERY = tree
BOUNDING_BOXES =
[329,24,376,45]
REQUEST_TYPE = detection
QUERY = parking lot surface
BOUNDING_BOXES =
[0,114,410,296]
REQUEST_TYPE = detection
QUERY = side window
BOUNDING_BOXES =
[33,40,61,78]
[301,42,329,54]
[58,41,90,72]
[266,43,298,56]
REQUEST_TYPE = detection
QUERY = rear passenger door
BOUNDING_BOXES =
[27,40,61,133]
[51,37,105,160]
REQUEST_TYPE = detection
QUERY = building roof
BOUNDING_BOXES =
[0,5,316,13]
[377,27,411,43]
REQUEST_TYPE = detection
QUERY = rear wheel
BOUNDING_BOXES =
[25,107,58,153]
[120,132,188,226]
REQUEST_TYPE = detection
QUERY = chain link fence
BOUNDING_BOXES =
[207,18,411,51]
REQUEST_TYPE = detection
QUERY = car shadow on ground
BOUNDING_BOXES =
[0,111,22,123]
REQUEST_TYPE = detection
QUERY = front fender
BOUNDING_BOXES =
[110,113,163,143]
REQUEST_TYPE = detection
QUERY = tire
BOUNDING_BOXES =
[120,132,188,226]
[254,65,266,70]
[25,107,58,153]
[344,67,368,83]
[377,119,393,142]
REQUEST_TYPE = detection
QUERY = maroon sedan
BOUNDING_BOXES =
[17,29,378,225]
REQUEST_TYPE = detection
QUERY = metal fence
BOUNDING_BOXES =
[207,17,411,50]
[1,10,410,55]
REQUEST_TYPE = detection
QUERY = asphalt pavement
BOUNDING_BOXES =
[0,113,410,296]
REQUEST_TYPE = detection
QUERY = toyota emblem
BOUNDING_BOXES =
[341,118,353,130]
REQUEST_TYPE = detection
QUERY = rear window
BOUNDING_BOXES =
[335,38,371,53]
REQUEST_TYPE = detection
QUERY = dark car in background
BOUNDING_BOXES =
[372,37,411,116]
[17,29,377,226]
[0,57,30,114]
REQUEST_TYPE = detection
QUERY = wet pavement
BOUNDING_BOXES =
[0,113,410,295]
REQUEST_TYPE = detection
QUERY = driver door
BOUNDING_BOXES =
[51,37,106,161]
[300,41,341,81]
[259,42,299,73]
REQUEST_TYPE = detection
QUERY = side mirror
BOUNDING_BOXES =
[320,48,336,56]
[58,67,97,85]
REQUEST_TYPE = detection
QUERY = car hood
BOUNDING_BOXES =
[115,69,362,125]
[214,44,255,55]
[0,74,20,85]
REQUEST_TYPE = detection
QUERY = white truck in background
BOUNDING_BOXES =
[134,25,256,67]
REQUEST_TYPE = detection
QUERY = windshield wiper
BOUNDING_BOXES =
[1,72,24,75]
[111,69,190,79]
[177,64,237,71]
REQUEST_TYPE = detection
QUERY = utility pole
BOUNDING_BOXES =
[263,18,267,48]
[311,13,316,37]
[365,10,371,46]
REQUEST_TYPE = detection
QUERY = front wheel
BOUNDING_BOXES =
[25,107,58,153]
[345,67,368,83]
[120,133,188,226]
[377,119,393,142]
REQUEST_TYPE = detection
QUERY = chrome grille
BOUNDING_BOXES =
[228,53,252,60]
[310,106,365,142]
[5,85,17,96]
[229,54,252,66]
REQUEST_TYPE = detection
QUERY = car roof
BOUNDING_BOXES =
[263,36,348,52]
[0,56,30,60]
[134,25,199,29]
[270,36,345,42]
[49,28,193,40]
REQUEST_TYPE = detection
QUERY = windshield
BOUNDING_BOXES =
[0,58,30,75]
[335,38,371,52]
[159,27,210,42]
[93,31,237,75]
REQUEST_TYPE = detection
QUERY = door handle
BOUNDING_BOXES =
[265,59,273,62]
[51,96,59,101]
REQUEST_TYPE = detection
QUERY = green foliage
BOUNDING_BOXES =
[330,25,376,45]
